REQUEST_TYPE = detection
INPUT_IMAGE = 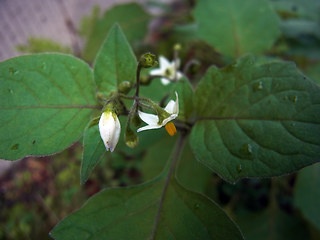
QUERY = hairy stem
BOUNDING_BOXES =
[135,62,142,98]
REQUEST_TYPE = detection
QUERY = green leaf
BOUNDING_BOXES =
[82,3,150,62]
[177,145,212,194]
[193,0,280,58]
[81,124,106,185]
[141,135,176,181]
[173,23,199,43]
[0,54,97,160]
[190,55,320,182]
[305,61,320,85]
[294,163,320,230]
[173,78,194,120]
[94,24,137,96]
[51,135,243,239]
[236,208,309,240]
[141,134,212,194]
[51,176,243,240]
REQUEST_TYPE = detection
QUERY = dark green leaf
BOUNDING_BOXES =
[177,145,212,194]
[173,78,194,120]
[173,23,199,43]
[81,125,106,185]
[0,54,97,160]
[190,55,320,182]
[193,0,280,58]
[141,134,212,194]
[294,163,320,230]
[305,61,320,85]
[236,208,309,240]
[141,135,176,181]
[94,24,137,96]
[51,176,243,240]
[83,3,150,62]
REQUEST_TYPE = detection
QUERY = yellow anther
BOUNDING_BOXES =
[165,122,177,136]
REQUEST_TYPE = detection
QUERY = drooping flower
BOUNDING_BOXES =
[137,92,179,136]
[150,56,183,85]
[98,110,121,152]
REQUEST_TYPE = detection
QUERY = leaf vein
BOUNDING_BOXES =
[63,62,92,105]
[87,199,159,239]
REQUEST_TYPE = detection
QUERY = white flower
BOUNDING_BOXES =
[137,92,179,136]
[150,56,183,85]
[98,110,121,152]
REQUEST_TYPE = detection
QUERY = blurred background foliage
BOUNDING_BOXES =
[1,0,320,239]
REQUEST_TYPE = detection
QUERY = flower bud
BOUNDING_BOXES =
[140,74,151,85]
[118,81,132,94]
[174,43,182,51]
[131,113,142,127]
[98,110,121,152]
[139,52,158,68]
[125,127,139,148]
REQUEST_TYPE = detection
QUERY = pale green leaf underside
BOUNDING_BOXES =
[0,54,97,160]
[51,176,243,240]
[81,125,106,185]
[190,55,320,182]
[94,24,137,96]
[294,163,320,230]
[193,0,280,58]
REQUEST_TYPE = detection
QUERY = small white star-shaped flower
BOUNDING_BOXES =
[150,56,183,85]
[137,92,179,136]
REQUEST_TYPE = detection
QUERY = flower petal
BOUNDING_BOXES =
[162,113,178,126]
[164,100,176,114]
[99,111,116,151]
[150,68,164,76]
[159,56,170,69]
[138,110,159,125]
[176,71,183,80]
[161,78,171,85]
[164,91,179,114]
[173,91,179,114]
[109,115,121,152]
[137,124,162,132]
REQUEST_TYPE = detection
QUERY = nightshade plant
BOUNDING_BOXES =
[0,0,320,239]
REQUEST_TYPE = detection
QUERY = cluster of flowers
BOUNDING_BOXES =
[99,56,183,152]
